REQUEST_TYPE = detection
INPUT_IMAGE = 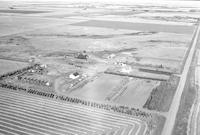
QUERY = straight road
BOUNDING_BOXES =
[188,49,200,134]
[162,20,200,135]
[193,50,200,135]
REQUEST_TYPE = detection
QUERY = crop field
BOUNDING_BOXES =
[0,88,148,135]
[0,63,164,135]
[143,76,180,112]
[0,9,49,14]
[0,16,86,37]
[70,74,127,101]
[0,59,28,74]
[115,79,159,108]
[0,1,200,135]
[72,20,195,34]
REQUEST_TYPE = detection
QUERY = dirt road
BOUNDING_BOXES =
[162,20,200,135]
[193,51,200,135]
[188,49,200,135]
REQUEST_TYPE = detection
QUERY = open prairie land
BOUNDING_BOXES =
[0,1,200,135]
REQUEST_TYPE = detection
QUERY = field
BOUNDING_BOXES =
[143,76,180,112]
[0,88,148,135]
[0,1,200,135]
[172,39,198,135]
[0,59,28,74]
[0,24,191,72]
[72,20,194,34]
[70,74,126,101]
[0,9,49,14]
[115,79,159,108]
